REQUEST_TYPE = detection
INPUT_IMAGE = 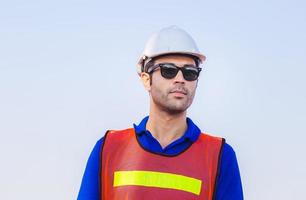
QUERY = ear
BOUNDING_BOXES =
[140,72,151,91]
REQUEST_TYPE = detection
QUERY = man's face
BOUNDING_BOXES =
[145,54,199,114]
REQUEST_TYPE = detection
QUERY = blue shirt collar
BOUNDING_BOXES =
[133,116,201,142]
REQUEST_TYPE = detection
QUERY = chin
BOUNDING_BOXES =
[166,109,186,115]
[165,104,189,114]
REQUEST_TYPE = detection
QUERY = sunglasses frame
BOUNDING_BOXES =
[148,63,202,81]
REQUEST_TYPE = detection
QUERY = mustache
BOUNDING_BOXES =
[169,86,188,94]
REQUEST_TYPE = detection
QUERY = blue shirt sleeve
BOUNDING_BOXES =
[77,137,104,200]
[215,142,244,200]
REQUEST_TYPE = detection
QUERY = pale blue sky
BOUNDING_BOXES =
[0,0,305,199]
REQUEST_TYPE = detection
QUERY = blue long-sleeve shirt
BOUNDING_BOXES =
[77,116,243,199]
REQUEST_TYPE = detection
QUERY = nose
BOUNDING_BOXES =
[174,69,185,84]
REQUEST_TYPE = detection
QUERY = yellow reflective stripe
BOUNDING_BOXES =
[113,170,202,195]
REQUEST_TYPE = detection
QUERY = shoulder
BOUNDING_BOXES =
[197,133,238,162]
[216,142,244,199]
[103,128,135,145]
[222,142,236,157]
[197,132,225,148]
[221,142,238,169]
[199,132,224,141]
[91,128,133,151]
[88,137,104,160]
[105,128,134,137]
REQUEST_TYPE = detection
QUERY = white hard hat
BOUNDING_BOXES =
[137,26,206,75]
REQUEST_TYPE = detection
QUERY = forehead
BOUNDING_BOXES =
[153,54,196,66]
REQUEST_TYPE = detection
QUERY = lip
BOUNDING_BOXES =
[170,91,187,96]
[170,89,187,94]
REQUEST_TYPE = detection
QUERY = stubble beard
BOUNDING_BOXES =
[150,84,196,115]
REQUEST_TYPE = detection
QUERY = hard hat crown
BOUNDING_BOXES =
[137,26,206,74]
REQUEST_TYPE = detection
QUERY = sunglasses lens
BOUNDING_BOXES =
[160,64,179,79]
[155,63,201,81]
[182,67,200,81]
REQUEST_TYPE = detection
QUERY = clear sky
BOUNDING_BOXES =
[0,0,305,199]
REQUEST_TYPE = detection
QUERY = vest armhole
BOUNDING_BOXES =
[212,138,225,200]
[98,130,110,200]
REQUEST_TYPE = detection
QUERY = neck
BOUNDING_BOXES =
[146,106,188,149]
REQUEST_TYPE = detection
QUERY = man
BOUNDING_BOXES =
[78,26,243,200]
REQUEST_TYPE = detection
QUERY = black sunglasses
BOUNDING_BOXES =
[148,63,202,81]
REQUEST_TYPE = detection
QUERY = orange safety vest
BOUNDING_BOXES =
[100,128,224,200]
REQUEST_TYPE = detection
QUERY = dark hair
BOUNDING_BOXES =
[144,60,155,85]
[143,59,155,73]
